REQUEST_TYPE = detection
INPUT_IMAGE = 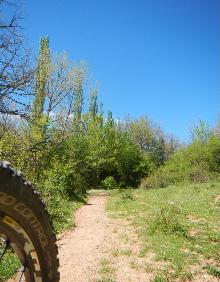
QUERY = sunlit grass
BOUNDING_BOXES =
[0,243,21,281]
[98,258,116,282]
[107,182,220,280]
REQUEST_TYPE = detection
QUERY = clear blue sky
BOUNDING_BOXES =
[23,0,219,141]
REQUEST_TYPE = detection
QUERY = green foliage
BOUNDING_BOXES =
[141,135,220,189]
[102,176,117,190]
[89,87,98,119]
[0,130,39,183]
[125,117,178,166]
[204,265,220,278]
[31,37,50,141]
[191,120,212,142]
[44,160,88,199]
[84,117,148,188]
[0,246,20,281]
[72,67,86,131]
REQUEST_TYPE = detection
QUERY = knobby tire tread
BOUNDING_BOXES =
[0,161,60,282]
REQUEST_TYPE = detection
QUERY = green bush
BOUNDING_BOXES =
[140,135,220,189]
[102,176,117,190]
[140,164,183,189]
[43,161,88,199]
[187,163,212,183]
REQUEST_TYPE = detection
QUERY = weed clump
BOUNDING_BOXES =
[204,265,220,278]
[121,191,135,201]
[148,204,190,238]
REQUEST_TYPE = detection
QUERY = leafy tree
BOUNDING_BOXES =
[45,52,84,139]
[124,116,173,166]
[72,66,86,132]
[127,117,154,151]
[154,136,166,165]
[191,120,212,143]
[89,87,98,120]
[107,110,114,127]
[31,37,50,141]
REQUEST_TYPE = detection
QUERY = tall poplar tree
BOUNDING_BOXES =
[107,110,114,127]
[72,69,84,132]
[89,88,98,120]
[31,37,50,141]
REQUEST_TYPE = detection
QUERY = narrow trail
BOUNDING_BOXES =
[58,194,109,282]
[58,193,152,282]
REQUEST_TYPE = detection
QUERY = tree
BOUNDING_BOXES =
[89,87,98,120]
[154,136,166,165]
[107,110,114,127]
[164,134,180,160]
[31,37,50,141]
[0,0,34,117]
[72,66,86,132]
[126,117,155,151]
[42,53,87,139]
[191,120,212,143]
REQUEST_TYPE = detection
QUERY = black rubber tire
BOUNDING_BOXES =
[0,162,60,282]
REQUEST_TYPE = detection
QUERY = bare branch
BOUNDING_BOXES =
[0,0,35,118]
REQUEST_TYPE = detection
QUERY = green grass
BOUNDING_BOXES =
[50,199,84,233]
[0,245,21,281]
[98,258,115,281]
[204,265,220,278]
[107,182,220,280]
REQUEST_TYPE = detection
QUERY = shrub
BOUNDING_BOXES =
[140,135,220,189]
[43,161,87,200]
[140,173,169,189]
[140,165,182,189]
[187,164,212,183]
[102,176,117,190]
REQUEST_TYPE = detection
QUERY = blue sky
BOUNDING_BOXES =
[23,0,219,141]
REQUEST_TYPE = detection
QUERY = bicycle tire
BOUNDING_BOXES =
[0,161,60,282]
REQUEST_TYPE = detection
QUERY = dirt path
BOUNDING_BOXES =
[58,194,109,282]
[58,193,151,282]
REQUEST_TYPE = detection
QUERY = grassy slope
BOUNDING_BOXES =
[107,182,220,281]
